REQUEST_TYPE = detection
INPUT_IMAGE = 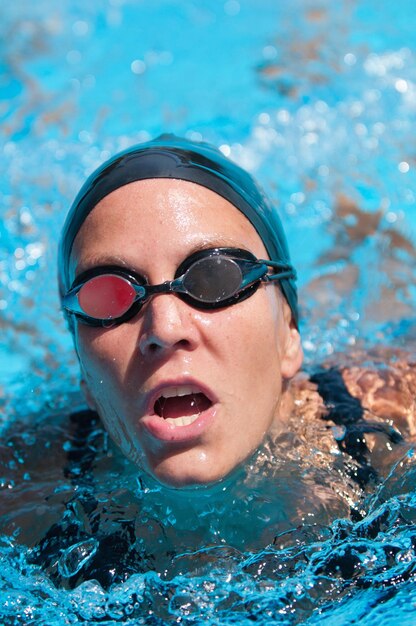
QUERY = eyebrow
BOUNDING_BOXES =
[188,237,251,254]
[74,254,131,276]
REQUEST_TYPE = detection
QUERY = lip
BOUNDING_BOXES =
[141,378,218,443]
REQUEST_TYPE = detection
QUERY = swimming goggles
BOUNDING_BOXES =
[62,247,296,327]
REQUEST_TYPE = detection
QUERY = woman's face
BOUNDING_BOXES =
[70,178,302,487]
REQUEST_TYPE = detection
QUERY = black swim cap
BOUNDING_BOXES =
[58,134,298,326]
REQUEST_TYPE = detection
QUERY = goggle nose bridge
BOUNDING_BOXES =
[139,278,189,300]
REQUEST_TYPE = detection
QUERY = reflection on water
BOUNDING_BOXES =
[1,0,416,623]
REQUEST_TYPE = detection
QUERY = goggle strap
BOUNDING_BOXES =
[62,290,79,309]
[259,259,293,270]
[266,269,296,281]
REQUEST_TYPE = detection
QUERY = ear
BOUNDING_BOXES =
[80,377,98,411]
[280,304,303,380]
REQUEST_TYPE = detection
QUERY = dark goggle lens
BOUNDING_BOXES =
[182,256,243,302]
[78,274,137,320]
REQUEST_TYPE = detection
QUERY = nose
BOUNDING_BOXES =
[137,293,199,358]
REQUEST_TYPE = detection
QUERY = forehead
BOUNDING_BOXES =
[70,178,268,277]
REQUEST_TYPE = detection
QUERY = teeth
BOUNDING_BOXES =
[154,385,209,423]
[165,414,200,427]
[159,385,200,399]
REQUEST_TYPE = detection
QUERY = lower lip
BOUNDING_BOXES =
[141,404,217,443]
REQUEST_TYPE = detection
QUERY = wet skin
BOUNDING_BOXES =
[69,179,303,487]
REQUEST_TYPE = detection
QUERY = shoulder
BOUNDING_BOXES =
[290,346,415,441]
[338,348,416,441]
[286,348,415,490]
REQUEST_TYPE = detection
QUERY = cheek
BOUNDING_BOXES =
[241,288,284,360]
[75,325,133,391]
[218,289,286,391]
[75,327,145,462]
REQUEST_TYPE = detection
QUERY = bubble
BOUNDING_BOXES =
[8,280,21,292]
[131,59,146,75]
[349,101,364,117]
[72,20,89,36]
[404,189,415,203]
[364,88,381,103]
[302,339,315,352]
[344,53,357,66]
[386,212,398,223]
[290,192,305,204]
[19,210,32,226]
[219,144,231,157]
[276,109,290,124]
[303,132,318,145]
[185,130,202,142]
[258,112,270,125]
[315,100,329,114]
[355,123,367,136]
[66,49,82,64]
[26,242,44,260]
[263,45,277,60]
[364,53,386,76]
[373,122,385,135]
[398,161,410,173]
[395,79,408,93]
[79,130,93,144]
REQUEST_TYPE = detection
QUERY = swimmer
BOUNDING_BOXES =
[5,134,413,590]
[58,134,415,490]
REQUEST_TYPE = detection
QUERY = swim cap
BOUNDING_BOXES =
[58,134,298,326]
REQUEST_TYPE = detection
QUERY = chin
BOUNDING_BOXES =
[148,455,231,490]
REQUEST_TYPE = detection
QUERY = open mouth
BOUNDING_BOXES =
[154,385,212,427]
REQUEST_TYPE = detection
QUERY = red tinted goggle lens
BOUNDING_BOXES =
[78,274,137,320]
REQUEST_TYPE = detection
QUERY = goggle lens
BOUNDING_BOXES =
[182,256,243,303]
[78,274,137,320]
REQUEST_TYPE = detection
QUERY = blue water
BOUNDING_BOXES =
[1,1,416,623]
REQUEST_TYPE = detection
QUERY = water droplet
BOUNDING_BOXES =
[58,538,99,578]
